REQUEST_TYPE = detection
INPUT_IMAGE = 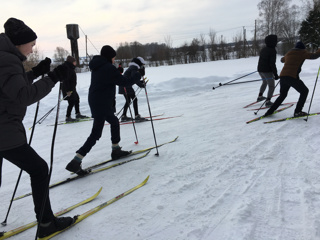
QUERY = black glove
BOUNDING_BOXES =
[138,66,145,77]
[139,80,145,88]
[32,57,51,78]
[274,74,279,80]
[47,65,68,84]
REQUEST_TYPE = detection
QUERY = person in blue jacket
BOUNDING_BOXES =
[66,45,142,175]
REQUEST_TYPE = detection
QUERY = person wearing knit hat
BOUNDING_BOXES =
[119,57,146,122]
[66,45,143,175]
[295,41,306,49]
[0,18,74,238]
[264,41,320,118]
[100,45,117,62]
[62,56,89,122]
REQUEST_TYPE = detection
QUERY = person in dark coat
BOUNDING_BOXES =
[257,34,279,107]
[62,55,88,122]
[264,41,320,117]
[119,57,146,121]
[117,62,124,74]
[0,18,74,238]
[66,45,142,175]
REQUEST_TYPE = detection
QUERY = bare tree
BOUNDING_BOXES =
[164,35,173,65]
[23,46,42,71]
[189,38,200,63]
[208,29,217,61]
[53,47,70,64]
[199,33,207,62]
[257,0,290,38]
[281,4,301,53]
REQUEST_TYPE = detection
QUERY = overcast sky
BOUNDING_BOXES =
[1,0,303,58]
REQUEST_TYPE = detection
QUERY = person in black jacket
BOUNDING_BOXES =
[118,62,124,74]
[119,57,146,122]
[62,56,88,122]
[257,34,279,107]
[66,45,142,175]
[0,18,74,238]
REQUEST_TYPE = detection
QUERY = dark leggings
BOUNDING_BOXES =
[0,144,54,223]
[66,91,80,117]
[267,76,309,114]
[123,93,138,117]
[76,115,120,156]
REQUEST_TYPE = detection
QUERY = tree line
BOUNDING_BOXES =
[24,0,320,70]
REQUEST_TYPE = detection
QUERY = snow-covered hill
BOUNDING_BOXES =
[1,56,320,240]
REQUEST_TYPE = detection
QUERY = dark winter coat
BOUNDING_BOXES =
[88,56,141,117]
[0,33,55,151]
[61,61,78,100]
[257,35,278,77]
[118,62,144,95]
[280,48,320,79]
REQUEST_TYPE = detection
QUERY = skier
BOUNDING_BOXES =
[62,55,88,122]
[257,34,279,107]
[0,18,74,237]
[117,62,124,74]
[66,45,142,175]
[119,57,146,122]
[264,41,320,117]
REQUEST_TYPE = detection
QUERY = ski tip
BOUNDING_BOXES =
[145,175,150,183]
[97,187,103,195]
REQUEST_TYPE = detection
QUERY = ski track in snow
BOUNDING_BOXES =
[1,57,320,239]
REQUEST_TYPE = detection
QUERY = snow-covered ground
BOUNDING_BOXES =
[1,55,320,240]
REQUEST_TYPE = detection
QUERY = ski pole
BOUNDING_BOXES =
[224,78,273,86]
[29,95,69,130]
[212,71,257,90]
[1,99,41,227]
[305,65,320,122]
[124,87,139,144]
[254,81,280,115]
[142,77,159,155]
[35,83,62,240]
[116,79,149,117]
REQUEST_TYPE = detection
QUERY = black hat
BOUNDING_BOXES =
[4,18,37,45]
[295,41,306,49]
[100,45,116,60]
[66,55,76,63]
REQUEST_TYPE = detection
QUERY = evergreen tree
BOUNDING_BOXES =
[299,4,320,50]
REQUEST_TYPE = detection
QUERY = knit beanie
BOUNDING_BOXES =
[66,55,76,63]
[295,41,306,49]
[100,45,116,60]
[4,18,37,45]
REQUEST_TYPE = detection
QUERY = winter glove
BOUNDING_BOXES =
[32,57,51,78]
[138,66,145,77]
[139,80,145,88]
[274,74,279,80]
[47,65,68,84]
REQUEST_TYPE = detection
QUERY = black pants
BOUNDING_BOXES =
[0,144,54,223]
[266,76,309,115]
[123,93,138,117]
[66,91,80,117]
[76,115,120,156]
